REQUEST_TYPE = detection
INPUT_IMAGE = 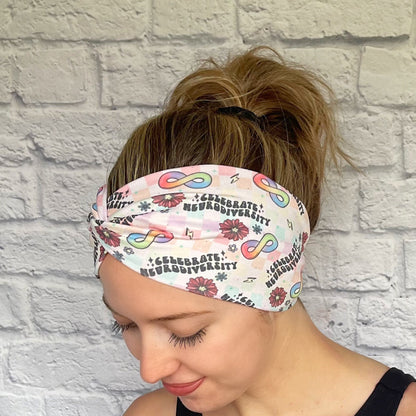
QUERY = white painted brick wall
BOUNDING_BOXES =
[238,0,413,40]
[0,55,12,103]
[153,0,236,40]
[0,1,415,415]
[404,113,416,174]
[359,47,416,106]
[360,178,416,229]
[342,112,402,168]
[14,49,88,104]
[405,240,416,289]
[0,0,148,41]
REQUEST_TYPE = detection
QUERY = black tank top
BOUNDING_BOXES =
[176,368,415,416]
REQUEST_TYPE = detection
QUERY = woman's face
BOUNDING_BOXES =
[100,255,275,413]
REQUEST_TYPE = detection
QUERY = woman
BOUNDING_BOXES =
[88,47,416,415]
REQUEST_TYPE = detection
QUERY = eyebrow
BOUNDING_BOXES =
[102,295,212,322]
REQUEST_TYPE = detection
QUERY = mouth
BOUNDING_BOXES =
[162,377,205,396]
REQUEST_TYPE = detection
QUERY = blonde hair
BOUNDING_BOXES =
[108,47,351,232]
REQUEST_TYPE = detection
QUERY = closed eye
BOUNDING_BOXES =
[112,320,136,335]
[168,328,207,349]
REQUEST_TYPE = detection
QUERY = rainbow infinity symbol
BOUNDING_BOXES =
[127,230,173,249]
[241,233,279,260]
[253,173,290,208]
[290,281,302,298]
[158,171,212,189]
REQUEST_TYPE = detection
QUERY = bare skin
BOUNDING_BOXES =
[100,256,415,416]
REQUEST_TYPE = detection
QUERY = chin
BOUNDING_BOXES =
[180,392,235,414]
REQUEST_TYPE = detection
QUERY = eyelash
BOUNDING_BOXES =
[111,321,206,349]
[168,328,206,349]
[112,321,135,335]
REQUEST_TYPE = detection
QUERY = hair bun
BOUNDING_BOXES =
[108,46,352,232]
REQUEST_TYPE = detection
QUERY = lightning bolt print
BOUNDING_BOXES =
[230,174,239,183]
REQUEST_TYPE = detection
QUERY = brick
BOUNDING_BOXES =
[31,283,107,335]
[1,227,93,276]
[45,394,118,416]
[402,353,416,375]
[304,234,394,291]
[357,297,416,349]
[20,110,141,168]
[153,0,235,40]
[0,111,28,136]
[404,240,416,289]
[0,2,12,36]
[336,238,394,290]
[342,112,401,168]
[0,347,3,390]
[403,113,416,175]
[357,325,416,350]
[1,0,146,41]
[0,168,40,220]
[0,283,28,329]
[358,297,416,329]
[283,48,359,102]
[0,54,12,103]
[359,47,416,106]
[302,296,358,348]
[15,49,87,104]
[303,234,336,289]
[316,176,357,232]
[100,46,197,107]
[360,178,416,230]
[41,169,103,222]
[0,394,42,415]
[8,342,146,391]
[0,135,33,167]
[238,0,412,41]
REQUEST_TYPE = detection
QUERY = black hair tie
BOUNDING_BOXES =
[216,106,267,129]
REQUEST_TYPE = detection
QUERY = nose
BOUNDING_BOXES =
[131,334,181,384]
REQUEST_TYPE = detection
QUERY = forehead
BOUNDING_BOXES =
[99,254,225,317]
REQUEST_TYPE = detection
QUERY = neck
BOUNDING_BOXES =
[205,300,381,416]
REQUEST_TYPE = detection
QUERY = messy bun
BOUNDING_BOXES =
[108,47,350,231]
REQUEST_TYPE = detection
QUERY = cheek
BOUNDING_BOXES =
[226,325,270,378]
[192,315,271,383]
[122,330,142,360]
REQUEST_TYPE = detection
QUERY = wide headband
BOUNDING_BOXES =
[88,165,310,312]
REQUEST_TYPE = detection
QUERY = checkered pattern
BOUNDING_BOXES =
[88,165,310,311]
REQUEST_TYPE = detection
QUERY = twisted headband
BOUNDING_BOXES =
[88,165,310,312]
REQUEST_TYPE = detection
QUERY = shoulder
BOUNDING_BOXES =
[123,388,177,416]
[397,382,416,416]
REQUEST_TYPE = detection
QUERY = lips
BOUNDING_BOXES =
[162,377,205,396]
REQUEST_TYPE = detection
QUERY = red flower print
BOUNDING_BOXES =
[98,245,106,262]
[269,287,287,308]
[186,277,218,297]
[219,219,249,241]
[152,193,185,208]
[95,226,121,247]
